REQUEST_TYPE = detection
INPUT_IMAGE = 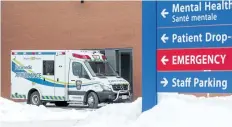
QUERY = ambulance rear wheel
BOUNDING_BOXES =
[87,92,99,109]
[30,91,42,106]
[55,101,69,107]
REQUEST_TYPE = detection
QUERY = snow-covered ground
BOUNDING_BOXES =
[0,97,92,122]
[1,93,232,127]
[0,97,92,127]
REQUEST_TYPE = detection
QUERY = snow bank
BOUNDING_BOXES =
[0,97,91,122]
[1,93,232,127]
[74,93,232,127]
[133,93,232,127]
[75,98,142,127]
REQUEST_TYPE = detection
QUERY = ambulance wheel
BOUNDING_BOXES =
[30,91,42,106]
[54,101,69,107]
[87,92,99,109]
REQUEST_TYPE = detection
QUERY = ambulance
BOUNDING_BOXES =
[11,50,131,108]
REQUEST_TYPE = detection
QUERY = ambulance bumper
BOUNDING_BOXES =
[97,90,131,103]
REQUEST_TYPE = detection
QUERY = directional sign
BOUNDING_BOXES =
[157,71,232,93]
[142,0,232,112]
[157,1,232,27]
[157,48,232,71]
[156,1,232,93]
[158,25,232,49]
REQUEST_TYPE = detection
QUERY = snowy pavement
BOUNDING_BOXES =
[0,98,92,126]
[1,120,78,127]
[1,93,232,127]
[0,102,91,127]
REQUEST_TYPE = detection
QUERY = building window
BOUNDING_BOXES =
[43,60,54,75]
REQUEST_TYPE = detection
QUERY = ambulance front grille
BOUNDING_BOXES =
[112,84,128,91]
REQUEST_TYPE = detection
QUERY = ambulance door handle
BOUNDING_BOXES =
[71,80,75,81]
[57,78,59,82]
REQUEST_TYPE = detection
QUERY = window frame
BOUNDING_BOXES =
[72,61,90,79]
[85,61,118,77]
[43,60,55,76]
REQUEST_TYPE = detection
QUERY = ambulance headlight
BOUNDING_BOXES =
[100,84,111,91]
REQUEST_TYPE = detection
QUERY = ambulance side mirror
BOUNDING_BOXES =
[76,80,82,90]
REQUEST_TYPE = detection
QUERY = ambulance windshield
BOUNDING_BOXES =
[85,61,118,77]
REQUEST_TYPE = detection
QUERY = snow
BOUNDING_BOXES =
[1,93,232,127]
[74,98,142,127]
[133,93,232,127]
[0,97,91,122]
[73,93,232,127]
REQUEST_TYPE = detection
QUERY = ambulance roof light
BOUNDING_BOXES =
[102,55,107,60]
[72,53,91,59]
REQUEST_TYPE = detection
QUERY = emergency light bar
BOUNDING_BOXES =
[72,53,91,59]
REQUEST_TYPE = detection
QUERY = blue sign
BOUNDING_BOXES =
[157,25,232,49]
[157,71,232,93]
[142,0,232,112]
[157,1,232,27]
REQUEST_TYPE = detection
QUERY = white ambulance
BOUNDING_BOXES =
[11,50,131,108]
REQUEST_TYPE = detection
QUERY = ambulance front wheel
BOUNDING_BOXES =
[87,92,99,109]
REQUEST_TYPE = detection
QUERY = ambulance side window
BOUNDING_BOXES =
[43,60,54,75]
[72,62,90,79]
